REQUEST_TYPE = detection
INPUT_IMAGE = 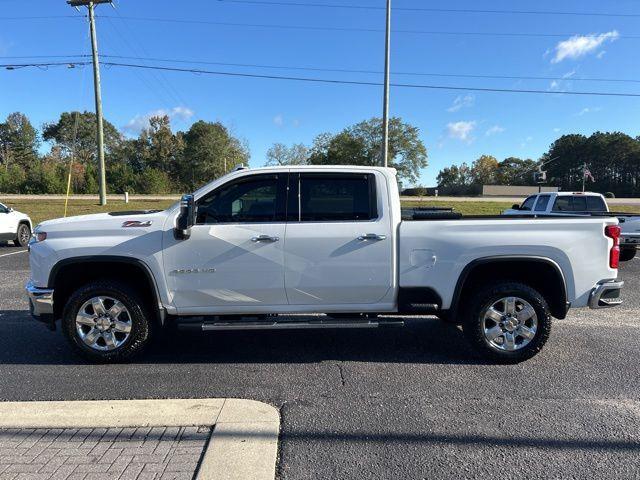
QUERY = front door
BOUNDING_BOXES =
[0,203,14,239]
[163,173,289,312]
[284,172,393,306]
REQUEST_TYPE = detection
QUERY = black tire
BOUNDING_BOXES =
[462,282,552,363]
[14,223,30,247]
[62,280,153,363]
[620,247,637,262]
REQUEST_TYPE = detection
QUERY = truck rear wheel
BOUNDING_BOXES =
[62,281,152,363]
[462,282,551,363]
[620,247,636,262]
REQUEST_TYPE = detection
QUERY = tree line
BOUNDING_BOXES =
[1,110,638,196]
[0,112,428,195]
[435,133,640,197]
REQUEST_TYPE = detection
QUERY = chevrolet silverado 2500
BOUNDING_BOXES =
[26,166,624,363]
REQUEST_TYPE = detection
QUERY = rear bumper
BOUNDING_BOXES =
[25,280,54,317]
[620,234,640,247]
[588,280,624,309]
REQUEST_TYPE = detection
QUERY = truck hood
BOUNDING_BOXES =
[36,209,172,236]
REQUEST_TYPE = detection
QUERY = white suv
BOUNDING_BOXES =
[0,202,32,247]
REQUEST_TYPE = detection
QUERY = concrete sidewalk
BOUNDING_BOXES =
[0,399,279,480]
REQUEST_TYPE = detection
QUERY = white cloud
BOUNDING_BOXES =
[577,107,602,116]
[485,125,505,136]
[597,50,607,59]
[124,106,194,133]
[553,128,561,133]
[549,80,560,90]
[446,121,476,142]
[447,94,475,113]
[551,31,619,63]
[273,114,284,127]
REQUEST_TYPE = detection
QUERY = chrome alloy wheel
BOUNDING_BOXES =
[482,296,538,352]
[18,225,30,245]
[75,296,132,351]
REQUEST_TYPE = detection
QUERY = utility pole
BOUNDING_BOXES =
[382,0,391,168]
[582,162,586,192]
[68,0,111,206]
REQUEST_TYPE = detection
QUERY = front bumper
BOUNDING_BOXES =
[25,280,54,317]
[588,280,624,309]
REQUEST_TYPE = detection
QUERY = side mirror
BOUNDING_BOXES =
[511,204,520,210]
[175,194,195,240]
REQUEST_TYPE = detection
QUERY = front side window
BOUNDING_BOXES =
[195,174,285,224]
[520,196,536,211]
[534,195,550,212]
[298,174,377,222]
[0,203,8,214]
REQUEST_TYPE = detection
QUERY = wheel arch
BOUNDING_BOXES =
[449,256,569,320]
[49,256,165,325]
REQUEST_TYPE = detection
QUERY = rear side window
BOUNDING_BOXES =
[552,197,572,212]
[298,173,377,222]
[520,196,536,211]
[586,196,607,212]
[534,195,550,212]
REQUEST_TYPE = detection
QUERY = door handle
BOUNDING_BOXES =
[251,235,280,243]
[357,233,387,241]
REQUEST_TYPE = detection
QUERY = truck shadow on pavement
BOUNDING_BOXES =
[0,311,484,365]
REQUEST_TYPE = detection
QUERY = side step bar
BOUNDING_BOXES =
[178,318,404,331]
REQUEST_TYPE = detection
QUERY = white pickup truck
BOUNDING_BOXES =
[26,166,624,363]
[503,191,640,261]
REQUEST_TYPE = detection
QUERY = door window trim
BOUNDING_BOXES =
[194,173,288,225]
[287,172,379,223]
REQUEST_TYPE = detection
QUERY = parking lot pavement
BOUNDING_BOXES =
[1,251,639,479]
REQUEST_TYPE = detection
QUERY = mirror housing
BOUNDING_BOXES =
[175,194,195,240]
[511,204,520,210]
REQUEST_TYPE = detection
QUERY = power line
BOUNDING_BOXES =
[4,60,640,97]
[216,0,640,18]
[95,61,640,98]
[5,54,640,85]
[3,15,639,41]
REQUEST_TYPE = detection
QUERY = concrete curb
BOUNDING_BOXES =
[0,398,280,480]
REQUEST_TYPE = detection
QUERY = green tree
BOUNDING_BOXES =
[0,112,39,170]
[136,168,172,194]
[266,142,308,165]
[307,117,428,184]
[495,157,538,185]
[471,155,499,185]
[42,111,122,164]
[181,121,249,190]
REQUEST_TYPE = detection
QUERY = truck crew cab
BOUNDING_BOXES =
[26,166,623,363]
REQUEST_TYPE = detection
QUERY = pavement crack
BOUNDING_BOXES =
[337,362,346,387]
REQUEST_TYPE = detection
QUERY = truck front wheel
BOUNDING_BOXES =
[462,282,552,363]
[62,281,152,363]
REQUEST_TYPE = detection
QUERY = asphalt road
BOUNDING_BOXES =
[1,243,639,479]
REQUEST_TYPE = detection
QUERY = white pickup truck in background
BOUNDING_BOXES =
[503,191,640,261]
[26,166,623,364]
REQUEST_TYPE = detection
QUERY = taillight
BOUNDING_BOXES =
[605,225,621,269]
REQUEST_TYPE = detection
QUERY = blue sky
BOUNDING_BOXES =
[1,0,639,186]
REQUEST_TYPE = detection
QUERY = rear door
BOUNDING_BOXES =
[283,172,393,305]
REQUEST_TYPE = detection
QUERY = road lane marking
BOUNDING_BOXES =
[0,250,27,258]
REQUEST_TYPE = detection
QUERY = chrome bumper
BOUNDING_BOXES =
[588,280,624,309]
[25,280,54,317]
